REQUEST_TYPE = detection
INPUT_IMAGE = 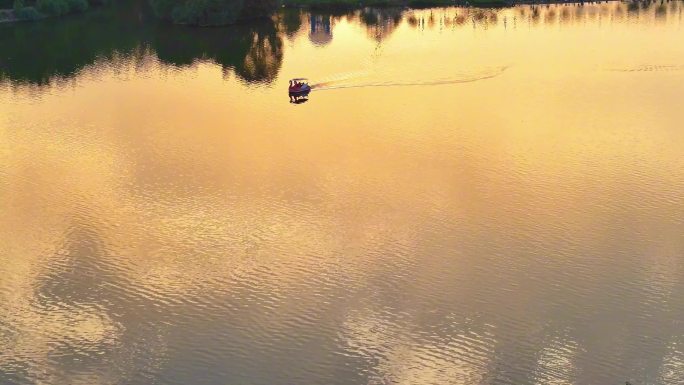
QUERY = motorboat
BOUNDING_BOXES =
[288,78,311,95]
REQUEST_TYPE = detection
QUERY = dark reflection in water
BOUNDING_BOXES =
[278,8,304,39]
[290,94,309,104]
[2,1,682,87]
[0,0,283,85]
[360,7,403,42]
[309,13,333,46]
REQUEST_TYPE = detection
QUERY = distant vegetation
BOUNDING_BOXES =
[0,0,109,22]
[1,0,281,24]
[134,0,509,26]
[148,0,278,26]
[0,0,565,25]
[0,0,633,26]
[281,0,510,9]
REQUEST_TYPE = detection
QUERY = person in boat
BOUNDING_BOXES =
[289,79,309,93]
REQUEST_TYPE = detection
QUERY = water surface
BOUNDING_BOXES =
[1,2,684,384]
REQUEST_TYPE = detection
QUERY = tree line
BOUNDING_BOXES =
[3,0,278,25]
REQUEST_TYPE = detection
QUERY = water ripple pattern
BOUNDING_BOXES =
[1,1,684,385]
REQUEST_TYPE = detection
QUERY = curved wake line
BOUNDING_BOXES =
[311,66,508,92]
[606,64,684,72]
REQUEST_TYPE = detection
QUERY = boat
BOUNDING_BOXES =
[289,78,311,95]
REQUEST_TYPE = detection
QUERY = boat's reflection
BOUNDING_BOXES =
[289,94,309,104]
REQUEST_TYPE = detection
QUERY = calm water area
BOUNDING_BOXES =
[1,1,683,384]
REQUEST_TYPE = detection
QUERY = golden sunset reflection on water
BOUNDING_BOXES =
[1,1,683,384]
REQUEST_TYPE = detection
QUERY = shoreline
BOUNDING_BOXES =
[281,0,598,10]
[0,0,616,24]
[0,8,48,23]
[0,9,16,22]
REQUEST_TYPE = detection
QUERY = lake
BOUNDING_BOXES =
[1,1,683,384]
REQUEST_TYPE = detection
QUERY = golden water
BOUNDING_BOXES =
[1,2,683,384]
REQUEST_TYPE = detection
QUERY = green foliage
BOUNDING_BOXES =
[171,0,244,25]
[150,0,277,26]
[150,0,242,25]
[12,0,24,11]
[240,0,277,19]
[281,0,358,10]
[66,0,88,12]
[1,0,13,8]
[14,5,42,19]
[35,0,90,16]
[465,0,510,6]
[36,0,69,15]
[148,0,175,19]
[407,0,448,7]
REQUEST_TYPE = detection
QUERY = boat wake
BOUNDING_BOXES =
[310,66,509,92]
[606,64,684,72]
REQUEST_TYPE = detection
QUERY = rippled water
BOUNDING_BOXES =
[1,1,684,384]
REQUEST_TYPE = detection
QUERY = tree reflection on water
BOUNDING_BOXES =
[0,0,283,86]
[0,0,680,87]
